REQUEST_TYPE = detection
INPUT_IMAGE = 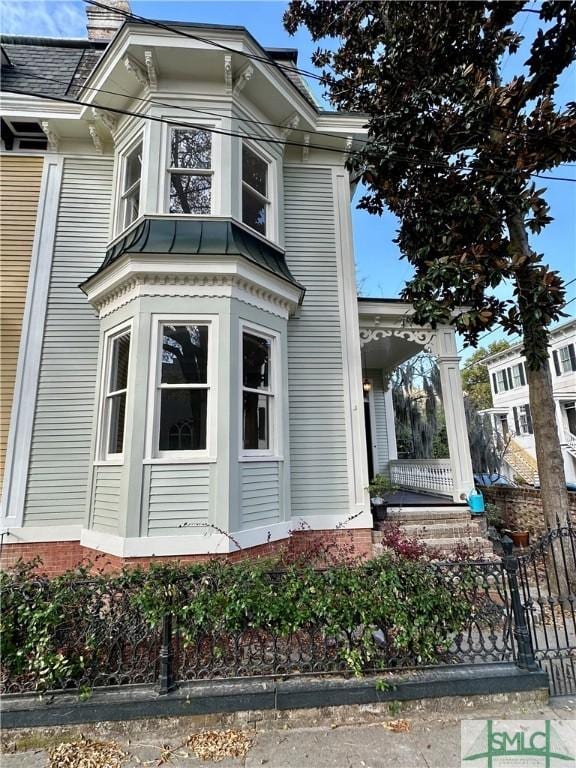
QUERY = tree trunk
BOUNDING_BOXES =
[508,212,574,593]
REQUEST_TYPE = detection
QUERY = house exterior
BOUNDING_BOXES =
[480,318,576,485]
[0,2,475,573]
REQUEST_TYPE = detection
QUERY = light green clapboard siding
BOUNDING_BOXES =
[240,462,280,529]
[283,165,349,516]
[366,369,390,475]
[92,465,122,534]
[145,464,211,536]
[22,157,114,527]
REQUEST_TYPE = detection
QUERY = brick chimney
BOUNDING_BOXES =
[86,0,131,42]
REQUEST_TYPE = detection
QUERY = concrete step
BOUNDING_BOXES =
[401,522,484,539]
[385,506,471,522]
[423,536,494,554]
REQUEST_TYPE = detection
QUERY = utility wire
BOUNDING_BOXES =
[459,295,576,371]
[82,0,327,84]
[456,277,576,354]
[7,82,576,185]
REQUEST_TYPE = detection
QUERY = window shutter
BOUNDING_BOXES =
[569,344,576,372]
[526,404,534,434]
[492,373,498,394]
[513,406,520,434]
[519,364,526,386]
[506,368,513,390]
[553,350,561,376]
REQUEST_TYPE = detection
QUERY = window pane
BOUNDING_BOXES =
[162,325,208,384]
[243,332,270,389]
[243,392,269,450]
[124,143,142,190]
[124,187,140,227]
[170,174,211,214]
[170,129,211,169]
[242,145,267,196]
[108,392,126,454]
[110,333,130,392]
[242,186,266,235]
[159,389,207,451]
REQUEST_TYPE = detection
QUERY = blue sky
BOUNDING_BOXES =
[2,0,574,356]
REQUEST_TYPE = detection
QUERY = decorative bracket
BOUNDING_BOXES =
[302,133,310,162]
[91,107,117,135]
[224,54,233,94]
[123,53,149,88]
[233,64,254,96]
[359,326,435,350]
[40,121,59,152]
[144,50,158,90]
[344,135,353,158]
[280,113,300,140]
[88,122,104,154]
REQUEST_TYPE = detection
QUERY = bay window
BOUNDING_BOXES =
[102,326,131,459]
[155,322,211,455]
[168,128,212,214]
[242,330,274,452]
[242,143,269,236]
[120,141,142,229]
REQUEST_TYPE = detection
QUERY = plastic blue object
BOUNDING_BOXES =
[468,488,485,514]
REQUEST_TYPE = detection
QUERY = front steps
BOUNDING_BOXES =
[372,504,495,558]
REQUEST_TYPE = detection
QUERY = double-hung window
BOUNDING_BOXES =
[495,369,508,392]
[511,363,525,389]
[513,403,533,435]
[155,323,210,455]
[120,141,142,229]
[242,143,269,236]
[242,330,274,452]
[102,328,131,459]
[168,128,212,214]
[557,343,576,374]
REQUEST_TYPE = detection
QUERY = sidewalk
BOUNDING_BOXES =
[2,697,575,768]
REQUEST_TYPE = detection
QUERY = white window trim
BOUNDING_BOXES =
[239,320,282,461]
[558,343,576,375]
[120,141,142,231]
[241,139,277,243]
[96,320,133,464]
[114,131,144,236]
[146,314,218,462]
[162,121,221,217]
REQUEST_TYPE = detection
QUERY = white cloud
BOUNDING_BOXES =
[0,0,86,38]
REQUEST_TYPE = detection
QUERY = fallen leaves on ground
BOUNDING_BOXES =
[186,729,253,762]
[48,737,127,768]
[383,719,411,733]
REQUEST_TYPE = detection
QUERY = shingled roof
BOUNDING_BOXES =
[0,36,107,99]
[0,25,318,108]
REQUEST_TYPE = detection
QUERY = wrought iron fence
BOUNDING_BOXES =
[516,518,576,696]
[1,557,523,697]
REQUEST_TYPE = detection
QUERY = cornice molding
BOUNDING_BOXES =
[93,272,294,319]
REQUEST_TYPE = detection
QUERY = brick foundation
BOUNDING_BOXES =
[0,528,373,577]
[483,486,576,537]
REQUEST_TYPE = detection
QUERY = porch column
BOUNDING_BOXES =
[432,329,475,501]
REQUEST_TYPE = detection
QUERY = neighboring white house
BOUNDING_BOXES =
[480,318,576,485]
[0,2,475,570]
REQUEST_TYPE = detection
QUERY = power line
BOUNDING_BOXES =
[456,277,576,354]
[7,80,576,186]
[459,295,576,371]
[82,0,327,84]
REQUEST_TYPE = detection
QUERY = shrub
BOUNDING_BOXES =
[0,553,470,692]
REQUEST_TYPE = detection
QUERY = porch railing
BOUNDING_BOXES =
[389,459,453,495]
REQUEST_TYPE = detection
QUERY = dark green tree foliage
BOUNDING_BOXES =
[392,354,449,459]
[285,1,576,529]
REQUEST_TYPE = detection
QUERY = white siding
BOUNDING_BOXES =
[92,465,121,534]
[368,370,390,475]
[240,462,280,529]
[23,157,114,527]
[284,165,349,516]
[145,464,210,536]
